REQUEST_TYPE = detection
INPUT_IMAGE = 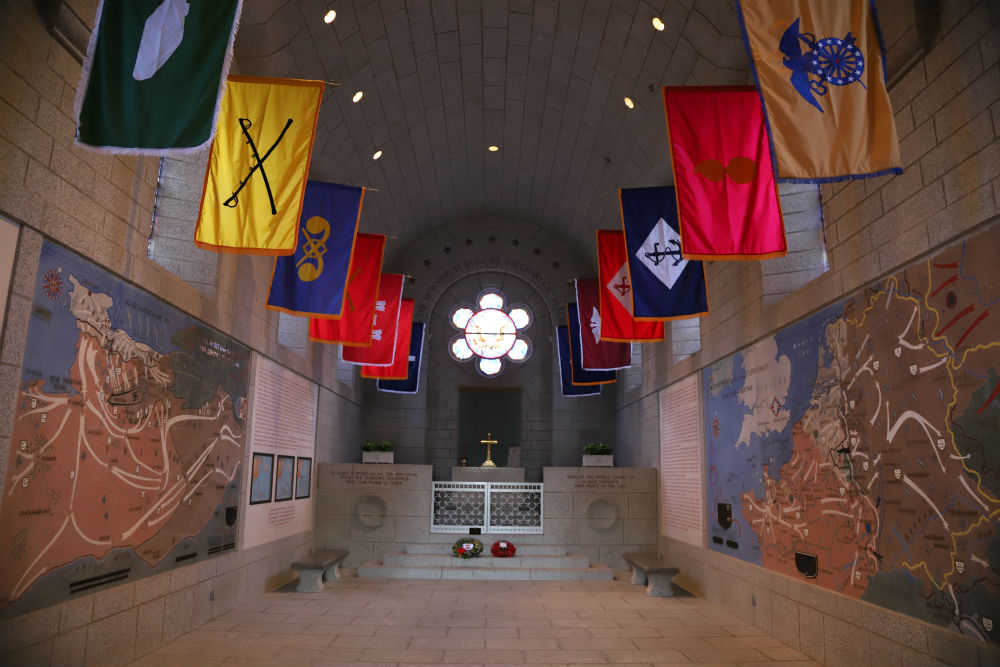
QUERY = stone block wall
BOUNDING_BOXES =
[313,463,658,571]
[362,218,617,481]
[616,3,1000,665]
[0,3,363,663]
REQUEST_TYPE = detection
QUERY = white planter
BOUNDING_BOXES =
[362,451,394,464]
[582,454,613,467]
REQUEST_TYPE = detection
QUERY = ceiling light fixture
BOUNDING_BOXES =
[652,17,665,31]
[624,97,634,109]
[352,90,363,103]
[488,145,499,152]
[372,150,382,160]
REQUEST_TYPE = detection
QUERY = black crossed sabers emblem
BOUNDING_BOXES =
[644,240,683,267]
[613,275,631,296]
[224,117,294,215]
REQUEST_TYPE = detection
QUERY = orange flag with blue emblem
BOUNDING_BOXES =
[735,0,901,182]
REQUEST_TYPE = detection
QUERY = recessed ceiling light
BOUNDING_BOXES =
[652,17,665,31]
[352,91,363,103]
[372,150,383,160]
[624,97,634,109]
[488,145,499,152]
[324,10,336,24]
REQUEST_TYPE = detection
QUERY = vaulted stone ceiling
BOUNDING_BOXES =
[233,0,750,265]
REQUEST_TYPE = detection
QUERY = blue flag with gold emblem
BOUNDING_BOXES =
[620,186,708,321]
[266,182,363,317]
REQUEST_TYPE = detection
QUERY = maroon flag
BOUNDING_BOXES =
[574,279,632,371]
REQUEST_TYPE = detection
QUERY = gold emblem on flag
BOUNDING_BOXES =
[296,216,330,282]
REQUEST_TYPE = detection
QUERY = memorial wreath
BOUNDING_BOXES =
[452,538,483,558]
[491,540,516,558]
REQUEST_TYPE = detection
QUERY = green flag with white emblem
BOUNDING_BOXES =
[75,0,242,154]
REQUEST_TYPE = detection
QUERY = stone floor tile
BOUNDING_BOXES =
[516,626,590,639]
[555,637,638,650]
[411,635,484,650]
[330,633,410,649]
[706,635,786,649]
[487,636,559,650]
[631,636,714,650]
[439,648,527,664]
[722,624,767,637]
[601,647,691,664]
[758,645,811,661]
[358,647,444,663]
[681,646,769,662]
[521,648,611,664]
[130,654,225,666]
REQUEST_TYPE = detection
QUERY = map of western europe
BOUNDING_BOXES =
[0,241,250,614]
[705,224,999,643]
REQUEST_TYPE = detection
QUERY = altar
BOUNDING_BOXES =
[451,466,525,482]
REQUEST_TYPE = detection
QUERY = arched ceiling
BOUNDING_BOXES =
[233,0,753,265]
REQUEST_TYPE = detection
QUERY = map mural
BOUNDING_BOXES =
[0,241,250,615]
[705,224,1000,642]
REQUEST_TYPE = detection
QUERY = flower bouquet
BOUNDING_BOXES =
[452,538,483,558]
[491,540,516,558]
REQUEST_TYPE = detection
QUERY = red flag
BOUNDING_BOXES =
[663,86,786,260]
[362,299,414,379]
[574,279,632,370]
[596,230,665,343]
[309,233,385,346]
[341,274,404,366]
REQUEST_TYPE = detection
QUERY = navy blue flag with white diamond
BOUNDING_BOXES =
[619,186,708,321]
[377,323,425,394]
[557,326,601,397]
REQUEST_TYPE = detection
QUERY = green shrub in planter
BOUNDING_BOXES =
[583,442,612,455]
[361,440,394,452]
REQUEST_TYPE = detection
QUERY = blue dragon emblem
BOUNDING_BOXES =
[779,18,866,112]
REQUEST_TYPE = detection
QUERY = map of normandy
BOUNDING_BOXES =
[705,224,999,642]
[0,242,249,612]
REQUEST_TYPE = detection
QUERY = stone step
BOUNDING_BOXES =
[358,560,614,582]
[404,543,567,556]
[382,552,590,568]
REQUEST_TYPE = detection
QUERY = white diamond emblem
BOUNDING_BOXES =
[606,262,633,315]
[636,218,687,289]
[589,307,601,343]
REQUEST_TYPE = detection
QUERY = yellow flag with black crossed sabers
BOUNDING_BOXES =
[195,76,324,254]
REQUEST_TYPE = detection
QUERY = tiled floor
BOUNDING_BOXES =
[130,572,821,666]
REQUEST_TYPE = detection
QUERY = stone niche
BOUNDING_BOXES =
[314,463,658,570]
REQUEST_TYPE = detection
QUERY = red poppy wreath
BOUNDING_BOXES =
[491,540,516,557]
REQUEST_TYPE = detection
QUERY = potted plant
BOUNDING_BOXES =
[361,439,394,464]
[582,442,613,467]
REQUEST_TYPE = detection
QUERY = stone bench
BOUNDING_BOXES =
[623,552,679,597]
[291,549,348,593]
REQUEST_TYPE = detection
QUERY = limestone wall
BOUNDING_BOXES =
[0,3,362,664]
[314,463,657,570]
[615,2,1000,665]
